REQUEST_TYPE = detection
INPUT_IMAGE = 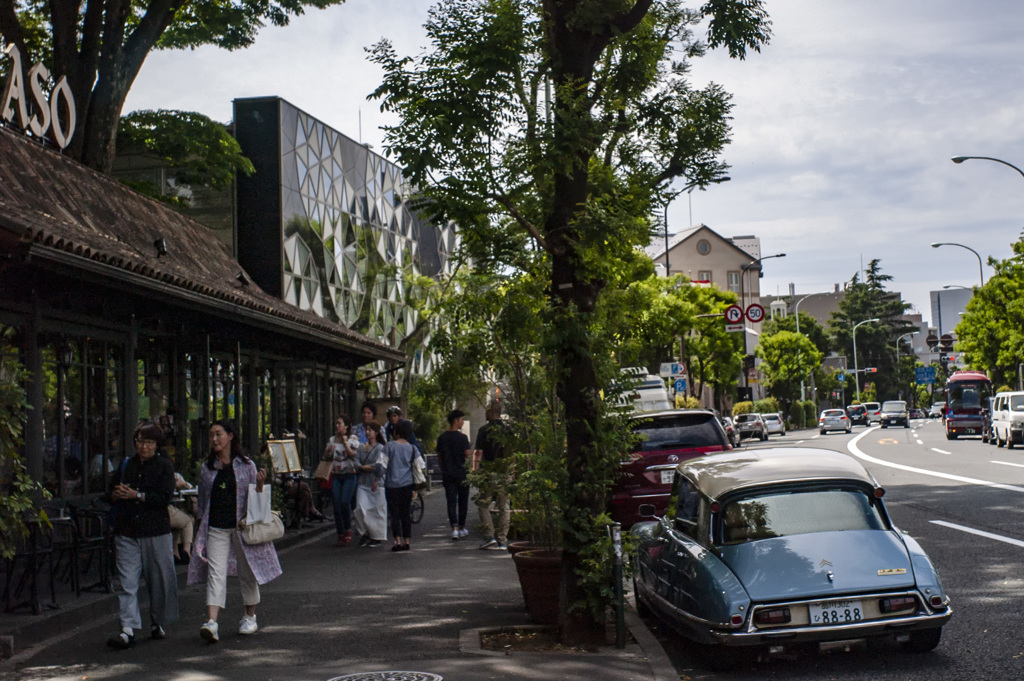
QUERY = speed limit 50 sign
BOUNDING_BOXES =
[745,303,765,323]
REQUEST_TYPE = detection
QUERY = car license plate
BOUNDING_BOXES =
[660,470,674,484]
[808,599,864,625]
[964,428,977,434]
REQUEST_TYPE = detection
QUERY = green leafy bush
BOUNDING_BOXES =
[802,400,817,425]
[787,401,805,428]
[752,397,780,415]
[732,401,754,416]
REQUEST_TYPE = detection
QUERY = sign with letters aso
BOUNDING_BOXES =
[2,44,77,149]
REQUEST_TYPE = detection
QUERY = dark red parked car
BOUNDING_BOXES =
[610,410,732,528]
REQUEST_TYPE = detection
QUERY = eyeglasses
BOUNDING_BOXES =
[134,439,157,446]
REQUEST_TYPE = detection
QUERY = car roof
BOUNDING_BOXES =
[677,448,877,501]
[629,409,714,421]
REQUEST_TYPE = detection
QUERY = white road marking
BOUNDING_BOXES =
[930,520,1024,548]
[847,428,1024,494]
[992,460,1024,469]
[811,434,820,439]
[930,448,951,455]
[916,440,924,445]
[796,440,806,444]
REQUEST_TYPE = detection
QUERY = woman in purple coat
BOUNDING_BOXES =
[187,420,282,642]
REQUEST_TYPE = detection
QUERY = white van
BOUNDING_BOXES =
[610,369,673,414]
[991,391,1024,448]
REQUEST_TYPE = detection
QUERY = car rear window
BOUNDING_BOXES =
[736,414,758,423]
[763,414,780,422]
[720,489,885,544]
[822,409,844,417]
[631,413,727,451]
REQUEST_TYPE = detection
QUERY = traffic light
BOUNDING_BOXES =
[865,367,877,374]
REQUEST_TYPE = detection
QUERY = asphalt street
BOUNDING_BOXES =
[645,419,1024,679]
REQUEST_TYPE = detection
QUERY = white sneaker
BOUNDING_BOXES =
[458,527,469,538]
[450,528,460,540]
[239,615,258,635]
[200,620,219,643]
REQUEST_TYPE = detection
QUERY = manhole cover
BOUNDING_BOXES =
[327,674,443,681]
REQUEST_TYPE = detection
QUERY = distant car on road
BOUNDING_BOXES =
[734,413,768,441]
[863,402,882,424]
[880,400,910,428]
[928,404,944,419]
[761,413,786,436]
[846,404,868,426]
[720,416,740,448]
[909,408,926,420]
[819,409,852,434]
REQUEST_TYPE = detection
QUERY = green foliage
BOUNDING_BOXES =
[117,110,255,193]
[0,332,49,560]
[406,382,445,454]
[786,401,804,428]
[997,384,1014,394]
[801,400,816,424]
[955,241,1024,386]
[762,312,830,356]
[752,397,779,415]
[368,0,769,639]
[754,331,822,407]
[830,260,915,401]
[675,395,701,409]
[732,401,754,416]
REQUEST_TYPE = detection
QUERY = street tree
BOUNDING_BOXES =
[762,311,830,356]
[1,0,346,173]
[755,330,821,407]
[955,241,1024,387]
[829,260,915,402]
[369,0,770,640]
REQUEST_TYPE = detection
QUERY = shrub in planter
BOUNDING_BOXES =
[802,400,817,426]
[787,401,805,429]
[732,401,754,417]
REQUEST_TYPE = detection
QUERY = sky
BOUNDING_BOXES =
[123,0,1024,326]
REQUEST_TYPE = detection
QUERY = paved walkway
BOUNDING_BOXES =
[0,489,675,681]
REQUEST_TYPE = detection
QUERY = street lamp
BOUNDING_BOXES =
[942,284,971,290]
[931,242,985,287]
[738,253,786,358]
[795,292,824,401]
[852,318,879,403]
[951,155,1024,181]
[895,331,919,361]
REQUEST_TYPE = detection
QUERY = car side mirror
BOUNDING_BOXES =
[638,503,657,519]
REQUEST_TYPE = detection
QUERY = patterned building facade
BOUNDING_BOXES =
[234,98,457,393]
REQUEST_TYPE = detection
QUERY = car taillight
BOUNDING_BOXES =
[930,595,946,609]
[753,607,791,625]
[730,613,745,626]
[879,596,917,613]
[841,416,848,420]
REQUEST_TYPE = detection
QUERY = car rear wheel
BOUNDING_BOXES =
[899,627,942,653]
[820,430,826,435]
[702,643,764,671]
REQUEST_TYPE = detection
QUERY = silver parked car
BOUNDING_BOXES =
[819,408,852,434]
[632,449,951,669]
[761,413,786,436]
[734,413,768,441]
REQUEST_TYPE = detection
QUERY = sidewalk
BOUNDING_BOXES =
[1,490,677,681]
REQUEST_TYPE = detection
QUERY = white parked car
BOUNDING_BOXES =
[819,409,852,434]
[761,413,786,436]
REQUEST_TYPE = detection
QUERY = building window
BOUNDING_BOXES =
[696,239,711,255]
[728,271,741,293]
[698,271,712,283]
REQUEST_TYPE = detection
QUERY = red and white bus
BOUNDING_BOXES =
[942,370,992,440]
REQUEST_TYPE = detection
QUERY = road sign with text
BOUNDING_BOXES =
[746,304,765,323]
[915,366,936,385]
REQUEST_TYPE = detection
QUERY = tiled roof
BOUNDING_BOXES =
[0,126,403,364]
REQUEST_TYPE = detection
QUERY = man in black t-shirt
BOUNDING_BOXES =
[436,409,472,540]
[473,402,512,550]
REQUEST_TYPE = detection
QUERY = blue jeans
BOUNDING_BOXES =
[332,474,358,535]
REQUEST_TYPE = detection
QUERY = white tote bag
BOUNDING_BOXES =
[245,483,273,524]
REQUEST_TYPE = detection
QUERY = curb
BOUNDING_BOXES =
[0,521,334,662]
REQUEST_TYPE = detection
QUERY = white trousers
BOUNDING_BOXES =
[205,527,260,609]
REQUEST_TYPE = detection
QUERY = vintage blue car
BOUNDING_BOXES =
[632,448,951,667]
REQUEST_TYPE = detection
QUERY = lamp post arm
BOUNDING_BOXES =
[952,156,1024,181]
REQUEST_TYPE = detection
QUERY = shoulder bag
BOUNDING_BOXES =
[239,483,285,545]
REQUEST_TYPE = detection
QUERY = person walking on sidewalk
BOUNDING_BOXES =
[473,402,512,551]
[326,415,359,546]
[437,409,472,540]
[384,406,420,450]
[187,420,282,643]
[353,401,387,445]
[106,422,178,649]
[353,421,387,547]
[385,419,424,551]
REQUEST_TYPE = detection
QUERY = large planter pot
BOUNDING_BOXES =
[511,549,562,625]
[506,540,544,556]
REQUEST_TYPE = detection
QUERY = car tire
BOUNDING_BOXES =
[946,432,957,440]
[899,627,942,653]
[881,423,887,429]
[998,431,1006,447]
[846,427,852,433]
[904,422,910,428]
[762,431,768,441]
[820,430,826,435]
[702,643,763,671]
[1008,438,1015,450]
